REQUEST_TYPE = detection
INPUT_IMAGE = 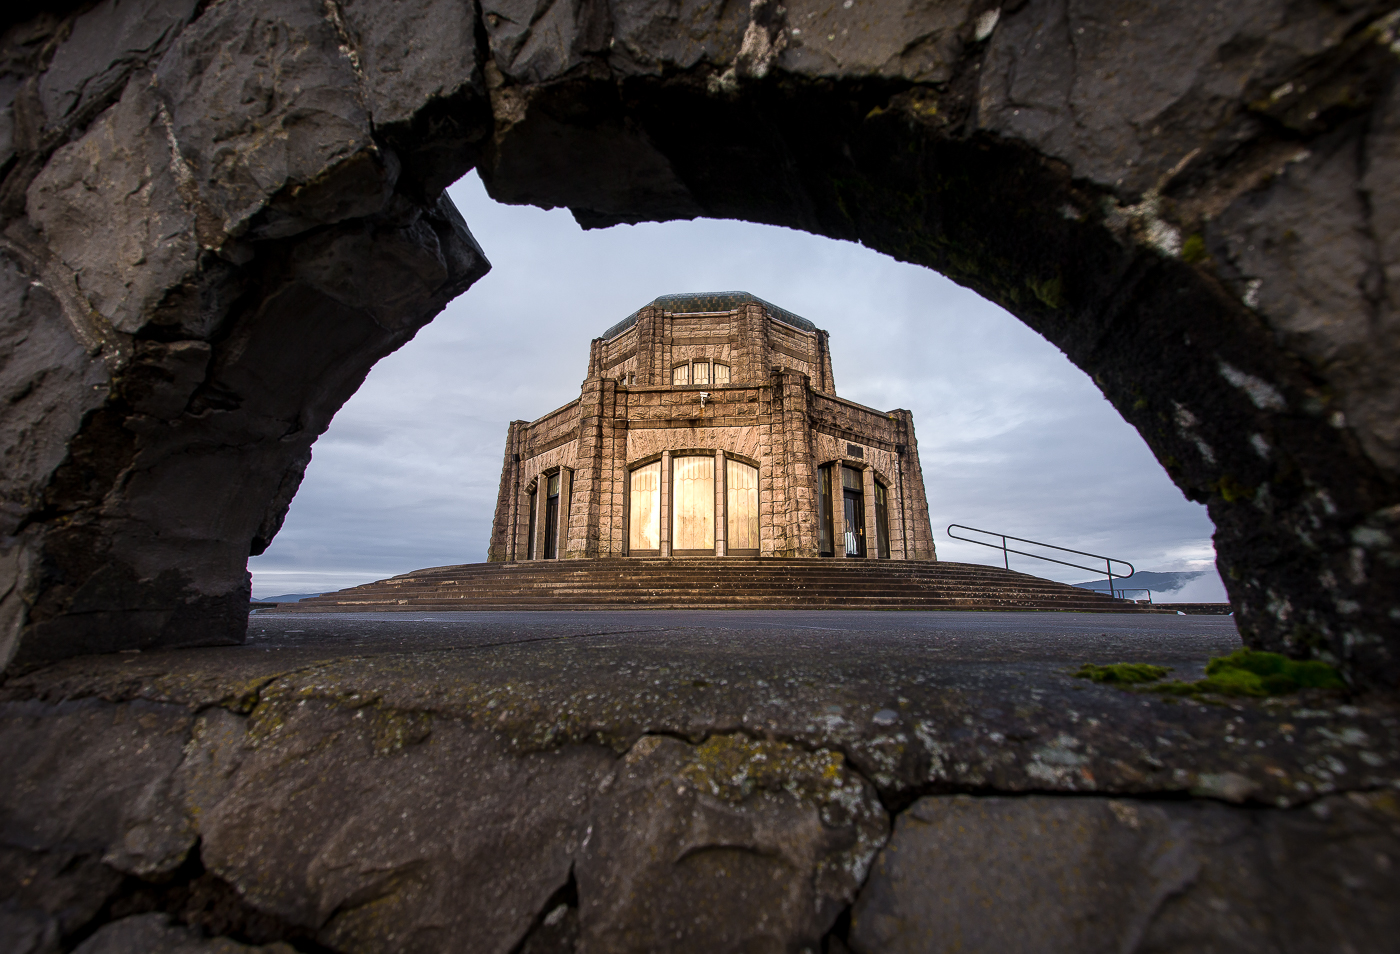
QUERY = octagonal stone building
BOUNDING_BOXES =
[489,293,936,562]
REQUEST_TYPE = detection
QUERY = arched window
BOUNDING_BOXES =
[672,364,689,385]
[629,461,661,553]
[693,360,710,385]
[672,455,714,553]
[727,459,759,554]
[713,363,730,384]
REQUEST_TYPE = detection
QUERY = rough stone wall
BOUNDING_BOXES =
[6,624,1398,954]
[475,0,1400,686]
[0,0,1397,687]
[0,0,489,670]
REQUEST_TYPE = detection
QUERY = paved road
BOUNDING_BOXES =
[246,609,1243,670]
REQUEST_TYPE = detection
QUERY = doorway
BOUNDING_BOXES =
[842,465,866,558]
[543,472,560,559]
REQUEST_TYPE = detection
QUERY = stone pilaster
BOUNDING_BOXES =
[863,465,880,559]
[768,370,819,558]
[817,330,836,394]
[567,377,621,558]
[634,307,660,385]
[736,302,768,385]
[659,450,672,557]
[891,409,937,560]
[715,449,727,557]
[488,421,527,562]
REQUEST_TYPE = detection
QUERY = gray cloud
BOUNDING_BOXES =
[248,173,1226,602]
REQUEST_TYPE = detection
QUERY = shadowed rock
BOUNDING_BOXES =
[1,613,1397,952]
[1,0,1397,687]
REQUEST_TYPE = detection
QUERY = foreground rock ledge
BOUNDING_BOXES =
[2,617,1398,953]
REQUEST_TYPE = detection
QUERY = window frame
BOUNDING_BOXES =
[626,459,662,556]
[669,452,716,555]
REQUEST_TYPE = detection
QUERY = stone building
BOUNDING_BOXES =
[488,292,936,562]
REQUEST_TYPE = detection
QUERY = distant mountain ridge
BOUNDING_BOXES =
[1073,570,1206,594]
[252,593,324,603]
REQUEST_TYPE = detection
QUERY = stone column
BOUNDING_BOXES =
[635,306,660,383]
[488,420,526,562]
[774,371,818,558]
[837,464,850,559]
[863,465,880,559]
[659,450,672,558]
[891,409,936,560]
[715,449,727,557]
[568,377,619,558]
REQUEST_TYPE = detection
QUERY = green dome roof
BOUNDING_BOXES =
[602,292,816,340]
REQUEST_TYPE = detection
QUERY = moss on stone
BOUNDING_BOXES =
[1151,649,1345,698]
[1077,650,1344,699]
[1026,274,1064,309]
[680,733,848,804]
[1074,663,1172,684]
[1180,232,1209,263]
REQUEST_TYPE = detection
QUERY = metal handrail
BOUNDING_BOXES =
[947,524,1136,598]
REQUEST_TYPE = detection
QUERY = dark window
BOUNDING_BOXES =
[846,443,864,459]
[817,464,834,557]
[544,472,560,559]
[842,465,866,558]
[874,481,890,559]
[527,488,537,560]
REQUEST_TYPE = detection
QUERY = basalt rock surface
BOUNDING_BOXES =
[1,614,1398,952]
[2,0,1399,686]
[0,0,489,670]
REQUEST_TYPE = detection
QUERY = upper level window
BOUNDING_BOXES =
[672,364,689,385]
[693,361,710,385]
[713,363,730,385]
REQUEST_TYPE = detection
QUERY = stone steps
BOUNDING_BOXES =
[267,559,1185,613]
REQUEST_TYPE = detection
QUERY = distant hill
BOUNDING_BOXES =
[252,593,323,603]
[1073,570,1205,594]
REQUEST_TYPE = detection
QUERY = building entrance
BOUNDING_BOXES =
[842,465,866,558]
[543,473,560,559]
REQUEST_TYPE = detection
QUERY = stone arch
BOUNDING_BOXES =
[1,1,1396,688]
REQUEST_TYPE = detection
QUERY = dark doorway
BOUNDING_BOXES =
[527,488,537,560]
[842,466,866,558]
[874,481,891,560]
[544,473,560,560]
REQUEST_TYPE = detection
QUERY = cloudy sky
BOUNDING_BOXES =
[247,171,1228,603]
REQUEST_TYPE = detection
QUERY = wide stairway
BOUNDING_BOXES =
[268,559,1176,613]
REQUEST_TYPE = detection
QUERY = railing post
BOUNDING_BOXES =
[1002,535,1009,569]
[1106,559,1114,598]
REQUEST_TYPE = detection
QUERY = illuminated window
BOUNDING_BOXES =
[727,459,759,553]
[713,363,730,384]
[672,364,689,385]
[672,455,714,552]
[629,462,661,552]
[693,361,710,385]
